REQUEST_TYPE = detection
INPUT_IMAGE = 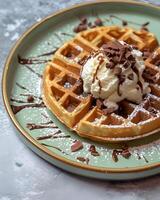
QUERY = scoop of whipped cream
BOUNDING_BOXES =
[81,41,150,110]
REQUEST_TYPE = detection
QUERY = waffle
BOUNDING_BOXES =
[42,26,160,142]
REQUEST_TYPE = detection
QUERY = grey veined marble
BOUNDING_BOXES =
[0,0,160,200]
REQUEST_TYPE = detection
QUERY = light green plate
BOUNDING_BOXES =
[2,0,160,180]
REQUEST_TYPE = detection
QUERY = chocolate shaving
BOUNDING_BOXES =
[77,157,89,164]
[121,149,131,159]
[89,145,100,156]
[78,55,88,66]
[112,150,118,162]
[94,18,103,26]
[114,67,122,75]
[90,24,96,28]
[80,17,87,24]
[18,55,50,65]
[71,140,83,152]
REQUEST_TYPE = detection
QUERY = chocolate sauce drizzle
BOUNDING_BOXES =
[20,93,42,101]
[61,32,75,37]
[10,98,28,104]
[142,155,149,163]
[73,16,103,33]
[92,54,104,93]
[54,33,64,43]
[18,47,57,66]
[18,55,51,65]
[40,120,55,125]
[41,143,68,155]
[20,64,42,78]
[15,82,42,102]
[11,81,45,115]
[11,102,46,114]
[102,41,144,95]
[35,49,58,57]
[17,47,58,78]
[37,134,70,141]
[26,123,57,130]
[40,113,55,125]
[136,153,149,163]
[16,82,30,92]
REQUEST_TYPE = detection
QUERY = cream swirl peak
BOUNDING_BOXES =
[81,41,150,111]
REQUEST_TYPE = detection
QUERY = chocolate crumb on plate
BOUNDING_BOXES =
[94,18,103,26]
[77,157,89,164]
[89,145,100,156]
[121,149,131,159]
[112,150,119,162]
[71,140,83,152]
[73,16,88,33]
[112,144,131,162]
[73,24,87,33]
[27,95,34,103]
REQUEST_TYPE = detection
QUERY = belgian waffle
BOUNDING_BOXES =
[42,26,160,142]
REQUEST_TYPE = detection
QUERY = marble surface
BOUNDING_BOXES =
[0,0,160,199]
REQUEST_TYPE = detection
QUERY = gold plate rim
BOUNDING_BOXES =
[2,0,160,174]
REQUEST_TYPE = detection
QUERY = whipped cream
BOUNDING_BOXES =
[81,41,150,108]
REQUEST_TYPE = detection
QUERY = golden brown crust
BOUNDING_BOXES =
[42,26,160,142]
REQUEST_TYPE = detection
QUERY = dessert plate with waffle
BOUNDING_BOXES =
[2,0,160,180]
